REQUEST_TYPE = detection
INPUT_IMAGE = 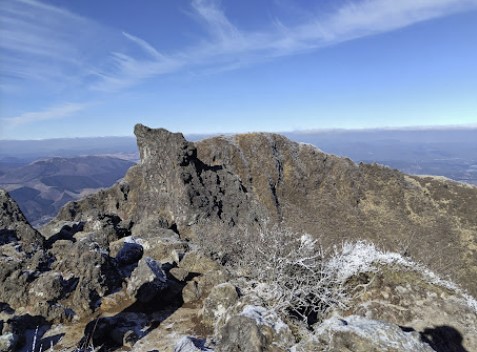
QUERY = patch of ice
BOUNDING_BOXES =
[123,236,146,247]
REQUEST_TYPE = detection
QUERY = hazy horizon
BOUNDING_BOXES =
[1,124,477,141]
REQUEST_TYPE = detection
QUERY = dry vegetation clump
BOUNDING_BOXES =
[199,226,355,325]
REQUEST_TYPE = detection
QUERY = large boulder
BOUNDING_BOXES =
[201,283,239,326]
[126,257,168,303]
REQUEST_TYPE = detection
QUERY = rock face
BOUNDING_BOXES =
[1,125,477,351]
[0,189,44,251]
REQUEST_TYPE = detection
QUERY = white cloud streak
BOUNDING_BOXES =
[0,0,116,90]
[95,0,477,91]
[191,0,243,45]
[2,103,87,127]
[188,0,477,55]
[2,0,477,94]
[89,32,184,91]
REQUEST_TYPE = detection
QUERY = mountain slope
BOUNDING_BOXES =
[0,156,134,226]
[49,125,477,296]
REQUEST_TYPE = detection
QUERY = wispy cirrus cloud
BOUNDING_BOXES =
[2,103,88,127]
[89,32,184,92]
[94,0,477,91]
[187,0,477,56]
[0,0,98,87]
[2,0,477,97]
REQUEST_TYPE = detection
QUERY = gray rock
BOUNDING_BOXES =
[182,269,228,304]
[216,304,294,352]
[201,283,238,326]
[28,271,65,302]
[0,332,17,352]
[313,316,435,352]
[111,230,188,265]
[0,189,44,251]
[182,278,201,303]
[217,315,266,352]
[170,267,189,281]
[116,240,144,266]
[49,237,122,316]
[126,257,168,303]
[179,251,222,275]
[174,336,212,352]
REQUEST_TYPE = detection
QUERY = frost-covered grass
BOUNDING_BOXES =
[207,225,477,327]
[325,240,412,282]
[328,240,477,314]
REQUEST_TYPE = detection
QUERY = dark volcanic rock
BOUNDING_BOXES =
[126,257,168,303]
[0,189,44,251]
[52,124,262,242]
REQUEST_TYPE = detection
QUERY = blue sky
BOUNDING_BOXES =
[1,0,477,139]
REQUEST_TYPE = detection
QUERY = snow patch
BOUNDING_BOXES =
[123,235,147,246]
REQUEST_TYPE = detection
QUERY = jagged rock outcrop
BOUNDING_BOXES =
[47,125,477,297]
[2,125,477,351]
[0,189,44,251]
[50,125,262,243]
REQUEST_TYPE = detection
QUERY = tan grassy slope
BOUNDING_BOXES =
[197,132,477,296]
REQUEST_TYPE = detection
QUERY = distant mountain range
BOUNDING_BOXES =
[0,156,134,226]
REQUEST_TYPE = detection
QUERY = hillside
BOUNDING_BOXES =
[0,156,134,226]
[1,125,476,351]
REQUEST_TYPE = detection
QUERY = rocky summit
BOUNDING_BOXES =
[1,124,477,352]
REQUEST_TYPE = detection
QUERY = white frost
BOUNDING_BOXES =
[240,305,289,334]
[326,241,477,313]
